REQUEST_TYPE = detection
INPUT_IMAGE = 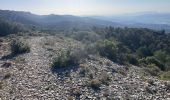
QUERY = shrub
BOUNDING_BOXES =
[0,18,24,36]
[154,51,170,71]
[96,40,118,62]
[144,64,161,76]
[11,39,30,55]
[126,54,139,65]
[0,82,3,89]
[67,96,74,100]
[3,73,11,79]
[136,46,152,57]
[160,71,170,81]
[52,49,87,69]
[100,72,111,85]
[139,57,165,71]
[145,57,165,70]
[165,56,170,70]
[90,79,101,90]
[154,50,167,63]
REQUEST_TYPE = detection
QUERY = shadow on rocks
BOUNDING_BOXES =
[0,53,22,60]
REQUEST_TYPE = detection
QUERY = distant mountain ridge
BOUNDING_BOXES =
[92,12,170,32]
[0,10,170,32]
[0,10,122,31]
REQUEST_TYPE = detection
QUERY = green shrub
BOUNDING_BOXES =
[0,81,3,89]
[154,50,167,63]
[145,57,165,70]
[136,46,152,57]
[96,40,118,62]
[165,56,170,70]
[154,51,170,71]
[139,56,165,71]
[126,54,139,65]
[52,49,87,69]
[160,71,170,81]
[144,64,161,76]
[11,39,30,55]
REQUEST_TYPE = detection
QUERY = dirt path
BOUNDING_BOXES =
[2,37,62,100]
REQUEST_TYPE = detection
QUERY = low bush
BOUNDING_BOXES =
[96,40,118,62]
[10,39,30,55]
[126,54,139,65]
[139,57,165,71]
[90,79,101,90]
[67,96,74,100]
[0,81,3,89]
[160,71,170,81]
[144,64,161,76]
[52,49,87,69]
[100,72,111,85]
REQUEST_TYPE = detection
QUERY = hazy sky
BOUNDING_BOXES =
[0,0,170,15]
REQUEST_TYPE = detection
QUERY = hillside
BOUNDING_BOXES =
[0,10,170,99]
[0,10,121,32]
[0,35,169,99]
[1,10,170,33]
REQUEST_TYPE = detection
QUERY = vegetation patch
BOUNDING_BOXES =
[51,48,87,69]
[3,73,11,79]
[0,82,3,89]
[90,79,101,90]
[160,71,170,81]
[10,39,30,55]
[143,64,161,76]
[100,72,111,85]
[96,40,118,62]
[0,18,24,36]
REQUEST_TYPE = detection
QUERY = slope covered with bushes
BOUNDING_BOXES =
[0,18,25,36]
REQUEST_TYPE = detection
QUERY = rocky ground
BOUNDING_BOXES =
[0,36,170,100]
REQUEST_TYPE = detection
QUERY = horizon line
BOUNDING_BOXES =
[1,9,170,16]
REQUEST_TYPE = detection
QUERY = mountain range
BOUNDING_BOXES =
[92,12,170,32]
[0,10,170,32]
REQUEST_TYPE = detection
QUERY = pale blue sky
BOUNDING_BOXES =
[0,0,170,15]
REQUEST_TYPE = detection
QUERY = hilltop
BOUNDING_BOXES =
[0,10,170,99]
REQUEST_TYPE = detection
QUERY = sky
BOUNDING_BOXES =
[0,0,170,16]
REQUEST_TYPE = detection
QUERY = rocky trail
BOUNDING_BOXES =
[0,36,170,100]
